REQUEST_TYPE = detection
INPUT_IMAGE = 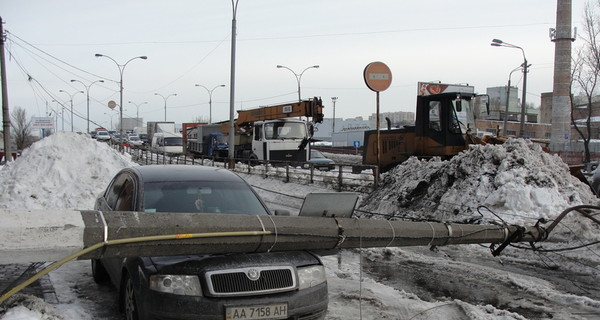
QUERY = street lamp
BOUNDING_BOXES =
[154,93,177,121]
[51,99,64,131]
[128,100,148,129]
[104,111,118,131]
[276,64,319,101]
[70,79,104,134]
[58,89,84,132]
[195,84,225,124]
[491,39,529,137]
[502,66,523,137]
[331,97,338,137]
[95,53,147,149]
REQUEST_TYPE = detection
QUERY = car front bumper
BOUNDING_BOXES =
[137,282,328,320]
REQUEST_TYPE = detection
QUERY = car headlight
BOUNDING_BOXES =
[149,275,202,296]
[297,265,327,290]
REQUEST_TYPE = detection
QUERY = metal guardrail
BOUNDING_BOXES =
[123,147,379,191]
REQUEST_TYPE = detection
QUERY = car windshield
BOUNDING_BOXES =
[143,180,269,215]
[98,131,108,136]
[311,150,326,159]
[164,137,183,146]
[129,136,140,141]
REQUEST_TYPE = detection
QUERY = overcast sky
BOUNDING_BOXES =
[2,0,587,132]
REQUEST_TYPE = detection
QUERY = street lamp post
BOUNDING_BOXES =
[51,100,64,131]
[104,111,118,131]
[276,64,319,102]
[229,0,239,168]
[95,53,147,150]
[502,66,523,137]
[154,93,177,121]
[331,97,338,137]
[70,79,104,134]
[491,39,529,137]
[128,100,148,129]
[195,84,225,124]
[58,89,84,132]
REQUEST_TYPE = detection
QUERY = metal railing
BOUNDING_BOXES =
[124,147,379,191]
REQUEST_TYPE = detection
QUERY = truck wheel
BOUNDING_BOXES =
[249,154,259,166]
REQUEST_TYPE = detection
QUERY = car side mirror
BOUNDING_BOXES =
[455,97,462,112]
[273,209,290,216]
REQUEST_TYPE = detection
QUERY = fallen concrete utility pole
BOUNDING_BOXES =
[0,210,547,264]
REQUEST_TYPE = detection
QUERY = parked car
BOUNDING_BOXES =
[95,130,111,142]
[306,149,335,171]
[111,133,132,145]
[127,135,143,147]
[138,133,149,146]
[92,165,328,320]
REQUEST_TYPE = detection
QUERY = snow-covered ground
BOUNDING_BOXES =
[1,132,600,320]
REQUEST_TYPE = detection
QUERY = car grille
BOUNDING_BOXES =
[205,266,296,297]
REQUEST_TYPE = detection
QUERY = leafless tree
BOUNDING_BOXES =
[11,107,34,150]
[571,0,600,163]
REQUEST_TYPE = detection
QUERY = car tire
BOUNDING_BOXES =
[123,275,140,320]
[91,259,110,284]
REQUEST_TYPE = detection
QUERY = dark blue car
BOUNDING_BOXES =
[93,165,328,320]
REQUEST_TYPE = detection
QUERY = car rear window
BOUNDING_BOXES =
[143,180,269,215]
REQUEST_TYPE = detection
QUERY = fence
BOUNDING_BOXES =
[125,147,379,191]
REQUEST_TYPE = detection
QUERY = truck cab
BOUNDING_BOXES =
[363,82,483,172]
[246,119,309,163]
[152,132,184,155]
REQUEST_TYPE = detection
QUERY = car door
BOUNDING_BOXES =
[98,171,139,286]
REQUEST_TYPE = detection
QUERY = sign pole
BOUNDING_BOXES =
[376,91,380,170]
[363,61,392,174]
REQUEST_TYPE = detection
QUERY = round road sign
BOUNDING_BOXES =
[363,62,392,92]
[107,100,117,109]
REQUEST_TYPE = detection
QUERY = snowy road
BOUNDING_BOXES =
[2,133,600,320]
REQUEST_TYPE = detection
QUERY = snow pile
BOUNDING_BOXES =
[360,139,599,226]
[0,132,137,210]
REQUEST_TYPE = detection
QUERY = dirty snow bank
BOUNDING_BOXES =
[359,139,599,238]
[0,132,137,210]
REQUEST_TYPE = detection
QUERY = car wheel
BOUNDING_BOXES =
[123,275,140,320]
[91,259,110,284]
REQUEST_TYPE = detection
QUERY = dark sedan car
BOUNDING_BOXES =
[306,150,335,171]
[93,165,328,320]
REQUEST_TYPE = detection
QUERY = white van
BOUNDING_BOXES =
[151,132,183,154]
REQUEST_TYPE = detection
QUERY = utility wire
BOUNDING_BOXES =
[6,30,109,81]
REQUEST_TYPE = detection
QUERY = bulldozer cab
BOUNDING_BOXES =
[415,92,475,157]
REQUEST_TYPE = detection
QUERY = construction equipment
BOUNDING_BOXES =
[362,82,489,172]
[186,97,324,163]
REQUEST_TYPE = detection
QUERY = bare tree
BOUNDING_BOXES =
[571,0,600,163]
[11,107,34,150]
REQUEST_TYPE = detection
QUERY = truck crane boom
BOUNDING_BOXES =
[235,97,324,127]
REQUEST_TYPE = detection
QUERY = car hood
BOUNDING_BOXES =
[147,251,322,274]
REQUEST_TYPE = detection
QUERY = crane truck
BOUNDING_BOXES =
[362,82,488,172]
[185,97,324,163]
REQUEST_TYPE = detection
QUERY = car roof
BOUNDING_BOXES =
[125,165,245,184]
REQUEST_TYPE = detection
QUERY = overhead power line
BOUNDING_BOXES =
[6,30,109,81]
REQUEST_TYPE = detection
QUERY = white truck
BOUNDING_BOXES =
[147,121,183,154]
[228,98,324,164]
[151,131,183,155]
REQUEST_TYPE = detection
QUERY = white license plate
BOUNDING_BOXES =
[225,303,288,320]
